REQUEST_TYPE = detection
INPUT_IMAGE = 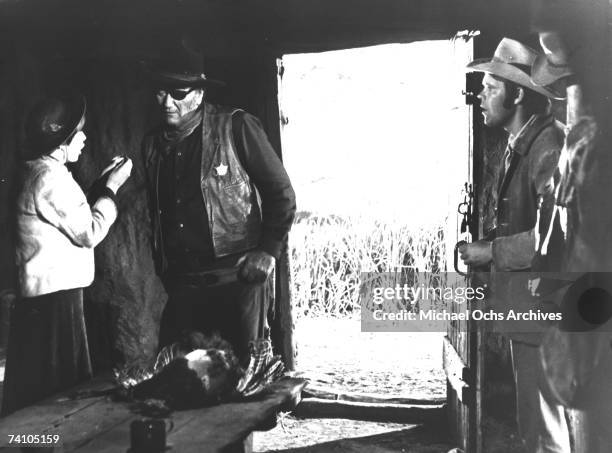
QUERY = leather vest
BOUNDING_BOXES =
[144,103,262,269]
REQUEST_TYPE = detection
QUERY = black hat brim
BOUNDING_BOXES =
[142,63,225,88]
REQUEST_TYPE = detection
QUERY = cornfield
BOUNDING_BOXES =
[289,213,447,318]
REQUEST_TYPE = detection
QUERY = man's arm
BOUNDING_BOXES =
[491,229,536,271]
[232,112,296,260]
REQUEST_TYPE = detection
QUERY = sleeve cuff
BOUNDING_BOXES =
[98,186,119,207]
[259,237,284,261]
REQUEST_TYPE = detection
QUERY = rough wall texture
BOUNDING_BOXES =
[78,61,167,371]
[0,52,167,371]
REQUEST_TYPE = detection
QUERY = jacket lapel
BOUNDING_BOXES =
[497,114,553,198]
[497,148,519,198]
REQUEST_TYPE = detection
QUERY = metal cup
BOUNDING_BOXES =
[129,418,173,452]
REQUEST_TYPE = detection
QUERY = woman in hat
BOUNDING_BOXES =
[1,94,132,415]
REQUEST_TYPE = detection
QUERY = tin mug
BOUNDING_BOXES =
[129,418,173,452]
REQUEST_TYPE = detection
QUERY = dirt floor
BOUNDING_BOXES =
[254,318,452,452]
[291,318,445,399]
[254,418,454,452]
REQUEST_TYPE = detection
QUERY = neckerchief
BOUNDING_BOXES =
[161,107,203,145]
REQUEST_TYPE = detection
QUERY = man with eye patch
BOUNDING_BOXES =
[142,45,296,365]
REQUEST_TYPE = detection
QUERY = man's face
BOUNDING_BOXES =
[477,73,514,128]
[156,87,204,126]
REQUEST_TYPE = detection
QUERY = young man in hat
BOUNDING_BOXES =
[142,46,296,365]
[459,38,569,452]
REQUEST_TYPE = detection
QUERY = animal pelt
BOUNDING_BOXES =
[131,331,244,409]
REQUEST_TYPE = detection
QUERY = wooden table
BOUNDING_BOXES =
[0,377,307,452]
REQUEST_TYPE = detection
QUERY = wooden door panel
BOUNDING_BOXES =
[445,33,482,453]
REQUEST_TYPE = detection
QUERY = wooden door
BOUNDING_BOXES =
[443,33,484,453]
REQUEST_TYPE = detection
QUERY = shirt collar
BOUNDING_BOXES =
[45,149,67,164]
[507,114,537,149]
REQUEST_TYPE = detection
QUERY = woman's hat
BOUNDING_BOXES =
[144,43,225,89]
[25,94,86,155]
[467,37,565,100]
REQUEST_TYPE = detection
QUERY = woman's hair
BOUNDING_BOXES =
[62,114,86,148]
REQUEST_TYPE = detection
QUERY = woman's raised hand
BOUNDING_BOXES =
[106,157,133,193]
[100,156,126,178]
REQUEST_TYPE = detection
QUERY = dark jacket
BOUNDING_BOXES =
[143,103,294,272]
[490,113,564,344]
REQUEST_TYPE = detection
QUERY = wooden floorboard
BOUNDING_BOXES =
[294,398,445,424]
[73,401,203,453]
[0,398,100,440]
[154,379,306,452]
[302,384,446,406]
[61,399,134,451]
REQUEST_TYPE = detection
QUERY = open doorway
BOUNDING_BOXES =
[279,38,474,401]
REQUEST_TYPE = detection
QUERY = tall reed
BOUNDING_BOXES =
[289,213,446,318]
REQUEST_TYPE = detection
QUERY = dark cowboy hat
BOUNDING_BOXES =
[467,37,565,100]
[25,94,86,155]
[144,43,225,89]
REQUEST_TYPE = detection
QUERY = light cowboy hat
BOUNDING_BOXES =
[467,38,565,100]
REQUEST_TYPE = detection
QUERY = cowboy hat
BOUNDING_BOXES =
[467,38,565,100]
[531,32,575,86]
[25,94,86,156]
[531,53,574,86]
[144,43,225,89]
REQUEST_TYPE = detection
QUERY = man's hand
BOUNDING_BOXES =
[458,240,493,267]
[236,250,275,284]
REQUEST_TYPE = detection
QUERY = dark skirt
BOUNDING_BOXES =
[1,288,92,416]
